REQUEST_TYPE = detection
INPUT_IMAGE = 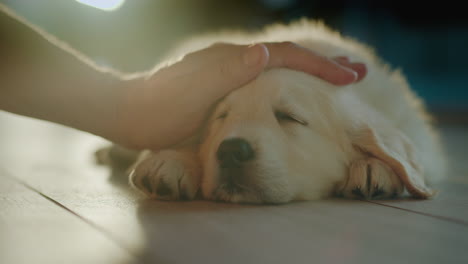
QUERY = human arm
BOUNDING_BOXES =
[0,4,366,150]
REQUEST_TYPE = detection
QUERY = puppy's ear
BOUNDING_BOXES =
[350,124,434,198]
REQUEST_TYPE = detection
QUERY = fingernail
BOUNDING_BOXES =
[336,67,358,85]
[243,44,263,66]
[347,69,359,82]
[351,63,367,81]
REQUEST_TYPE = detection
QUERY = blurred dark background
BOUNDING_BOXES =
[2,0,467,122]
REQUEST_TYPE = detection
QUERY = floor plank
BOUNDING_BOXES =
[0,170,134,264]
[132,199,468,264]
[372,182,468,225]
[6,161,468,264]
[1,112,468,264]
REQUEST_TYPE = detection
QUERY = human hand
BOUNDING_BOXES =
[115,42,367,150]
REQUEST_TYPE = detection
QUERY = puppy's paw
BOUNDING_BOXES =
[129,150,200,200]
[340,158,404,199]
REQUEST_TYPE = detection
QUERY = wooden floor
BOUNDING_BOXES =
[1,111,467,264]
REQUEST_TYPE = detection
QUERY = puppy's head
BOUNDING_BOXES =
[199,69,353,204]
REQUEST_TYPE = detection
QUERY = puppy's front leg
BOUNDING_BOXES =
[129,148,201,200]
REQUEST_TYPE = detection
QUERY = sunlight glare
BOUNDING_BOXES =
[75,0,125,11]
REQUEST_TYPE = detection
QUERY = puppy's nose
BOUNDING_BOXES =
[217,138,254,168]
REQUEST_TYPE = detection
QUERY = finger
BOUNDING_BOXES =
[264,42,358,86]
[349,62,367,82]
[333,57,367,82]
[334,56,350,63]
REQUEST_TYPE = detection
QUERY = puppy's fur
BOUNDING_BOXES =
[101,20,446,204]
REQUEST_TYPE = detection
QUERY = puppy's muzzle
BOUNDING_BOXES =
[217,138,254,168]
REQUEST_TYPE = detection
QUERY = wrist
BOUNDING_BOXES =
[108,76,151,150]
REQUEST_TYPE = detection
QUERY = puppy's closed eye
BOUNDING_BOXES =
[216,112,228,120]
[275,111,308,126]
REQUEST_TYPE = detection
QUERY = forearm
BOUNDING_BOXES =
[0,4,368,151]
[0,4,134,143]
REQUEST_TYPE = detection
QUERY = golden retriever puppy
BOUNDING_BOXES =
[109,20,446,204]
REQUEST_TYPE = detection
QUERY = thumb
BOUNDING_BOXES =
[200,44,269,100]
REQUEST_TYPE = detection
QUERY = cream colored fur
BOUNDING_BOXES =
[107,20,446,204]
